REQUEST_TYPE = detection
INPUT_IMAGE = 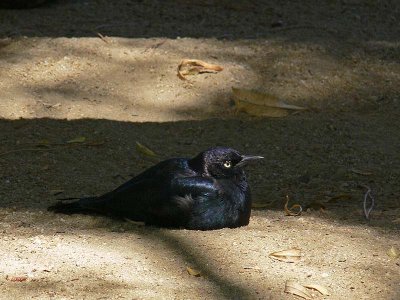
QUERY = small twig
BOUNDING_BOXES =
[96,32,109,44]
[361,185,375,220]
[142,39,167,53]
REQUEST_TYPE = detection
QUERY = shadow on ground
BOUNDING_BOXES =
[0,116,399,231]
[0,0,398,42]
[0,2,399,299]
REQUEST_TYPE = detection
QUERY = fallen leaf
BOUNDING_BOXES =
[232,87,307,117]
[67,136,86,144]
[284,280,312,300]
[97,32,109,43]
[351,168,373,176]
[269,248,301,263]
[186,267,201,277]
[6,275,28,282]
[303,283,331,296]
[243,266,261,270]
[135,142,157,157]
[284,195,302,216]
[178,59,223,80]
[387,246,400,258]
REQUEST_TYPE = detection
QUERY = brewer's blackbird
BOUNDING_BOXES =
[48,147,263,230]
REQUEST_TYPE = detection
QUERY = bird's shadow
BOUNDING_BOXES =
[125,224,257,299]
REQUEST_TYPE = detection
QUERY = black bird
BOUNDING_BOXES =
[48,147,263,230]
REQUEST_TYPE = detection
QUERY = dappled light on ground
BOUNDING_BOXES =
[0,208,398,299]
[0,0,399,299]
[0,37,399,121]
[0,117,399,298]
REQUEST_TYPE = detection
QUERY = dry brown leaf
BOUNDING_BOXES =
[6,275,28,282]
[135,141,157,157]
[178,59,223,80]
[232,87,307,117]
[284,280,312,300]
[269,248,301,263]
[284,195,302,216]
[387,246,400,258]
[66,136,86,144]
[186,267,201,277]
[303,283,331,296]
[351,168,373,176]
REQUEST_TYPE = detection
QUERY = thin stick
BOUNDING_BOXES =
[142,39,167,53]
[362,185,375,220]
[96,32,109,44]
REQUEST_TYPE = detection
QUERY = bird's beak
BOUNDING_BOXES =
[236,155,264,167]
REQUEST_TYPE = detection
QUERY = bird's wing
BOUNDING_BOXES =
[171,177,250,230]
[78,159,198,225]
[171,176,217,198]
[172,176,223,217]
[78,177,164,220]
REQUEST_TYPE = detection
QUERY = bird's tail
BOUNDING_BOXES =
[48,197,96,215]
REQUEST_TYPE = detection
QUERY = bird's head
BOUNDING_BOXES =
[189,147,263,179]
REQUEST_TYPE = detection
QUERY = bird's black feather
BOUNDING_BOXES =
[48,147,263,230]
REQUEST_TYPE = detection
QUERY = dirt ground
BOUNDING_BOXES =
[0,0,399,299]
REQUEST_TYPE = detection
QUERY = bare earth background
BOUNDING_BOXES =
[0,0,399,299]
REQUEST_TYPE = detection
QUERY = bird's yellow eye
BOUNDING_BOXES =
[223,160,232,168]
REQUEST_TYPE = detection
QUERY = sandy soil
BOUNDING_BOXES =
[0,1,399,299]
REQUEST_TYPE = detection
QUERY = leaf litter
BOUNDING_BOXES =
[269,248,302,263]
[177,59,223,80]
[285,280,331,299]
[6,275,28,282]
[387,246,399,259]
[186,267,201,277]
[232,87,307,117]
[284,195,303,216]
[135,141,158,157]
[302,283,331,296]
[284,280,312,299]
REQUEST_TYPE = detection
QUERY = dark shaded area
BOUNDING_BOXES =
[0,0,49,9]
[0,0,399,42]
[1,116,399,230]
